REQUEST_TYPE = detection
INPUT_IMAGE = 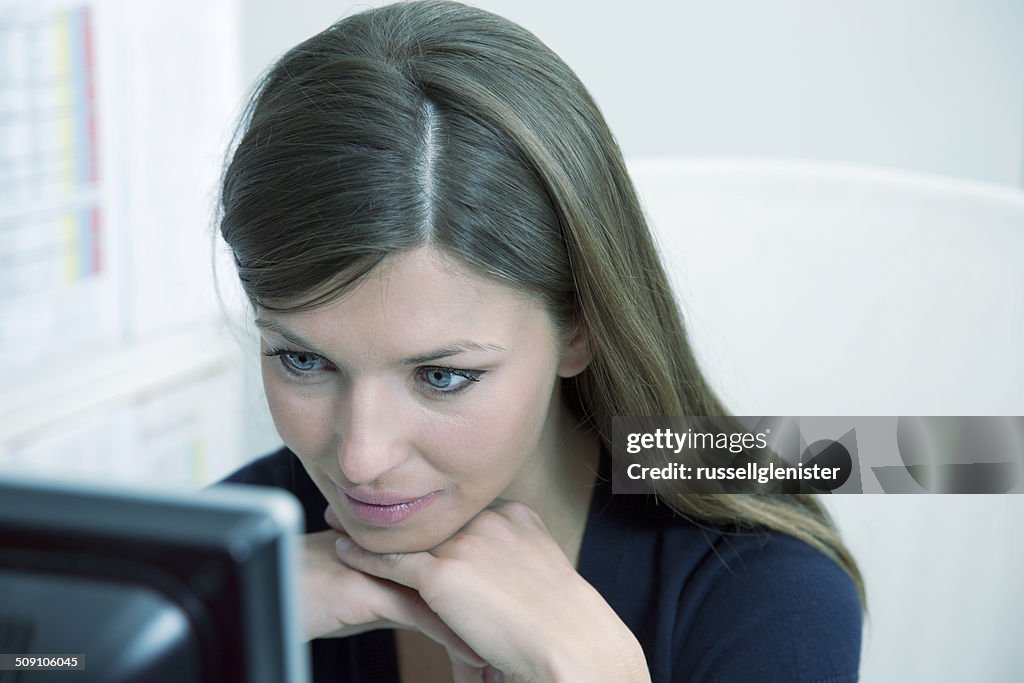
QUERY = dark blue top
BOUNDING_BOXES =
[221,446,862,682]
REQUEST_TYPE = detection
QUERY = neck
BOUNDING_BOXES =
[505,400,601,567]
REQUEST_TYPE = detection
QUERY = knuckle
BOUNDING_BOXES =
[418,557,462,604]
[473,508,510,532]
[501,500,542,526]
[448,531,487,556]
[416,581,444,609]
[381,552,405,567]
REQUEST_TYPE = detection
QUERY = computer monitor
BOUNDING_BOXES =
[0,474,310,683]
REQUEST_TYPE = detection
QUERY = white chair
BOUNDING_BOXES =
[627,157,1024,682]
[628,157,1024,416]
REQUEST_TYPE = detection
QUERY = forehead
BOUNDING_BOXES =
[257,248,555,362]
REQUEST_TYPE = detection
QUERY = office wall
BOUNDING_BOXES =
[242,0,1024,188]
[0,0,246,485]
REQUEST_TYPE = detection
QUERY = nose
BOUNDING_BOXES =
[334,378,407,485]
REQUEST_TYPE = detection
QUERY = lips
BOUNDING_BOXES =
[343,488,432,506]
[337,485,441,526]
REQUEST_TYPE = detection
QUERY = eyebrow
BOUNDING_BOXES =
[253,318,507,365]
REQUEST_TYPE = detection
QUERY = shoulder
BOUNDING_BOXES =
[219,446,297,487]
[215,446,330,534]
[588,492,862,683]
[663,517,862,682]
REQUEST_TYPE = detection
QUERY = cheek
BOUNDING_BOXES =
[261,360,337,457]
[426,364,556,485]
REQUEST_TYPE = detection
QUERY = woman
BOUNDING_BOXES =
[219,1,864,681]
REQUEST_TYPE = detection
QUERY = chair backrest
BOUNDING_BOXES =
[627,158,1024,683]
[627,158,1024,416]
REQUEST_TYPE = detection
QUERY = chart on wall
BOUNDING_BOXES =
[0,1,121,383]
[0,0,247,485]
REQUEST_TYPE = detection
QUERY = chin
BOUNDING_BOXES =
[348,522,453,555]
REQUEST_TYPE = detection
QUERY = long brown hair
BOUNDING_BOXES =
[219,0,864,608]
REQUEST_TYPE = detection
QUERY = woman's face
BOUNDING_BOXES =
[257,247,587,553]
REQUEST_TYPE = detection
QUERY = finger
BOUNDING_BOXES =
[335,536,434,590]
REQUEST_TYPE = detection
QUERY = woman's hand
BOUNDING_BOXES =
[300,508,486,669]
[330,500,650,682]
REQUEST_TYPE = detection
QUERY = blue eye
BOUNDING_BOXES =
[263,347,482,395]
[263,348,329,376]
[418,367,484,396]
[425,368,456,388]
[284,352,324,372]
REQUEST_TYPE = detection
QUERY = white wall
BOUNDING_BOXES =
[0,0,247,486]
[241,0,1024,188]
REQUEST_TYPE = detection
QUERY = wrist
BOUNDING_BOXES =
[539,624,650,683]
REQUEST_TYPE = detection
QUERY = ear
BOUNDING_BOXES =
[557,325,592,378]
